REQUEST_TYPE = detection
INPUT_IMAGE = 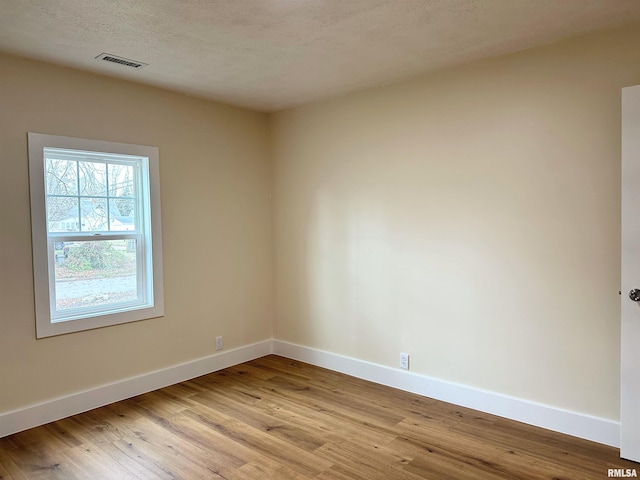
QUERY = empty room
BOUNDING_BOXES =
[2,1,640,478]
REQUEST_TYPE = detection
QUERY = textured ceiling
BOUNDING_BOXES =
[1,1,640,112]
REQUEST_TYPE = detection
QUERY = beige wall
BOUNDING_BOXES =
[271,23,640,421]
[0,53,273,413]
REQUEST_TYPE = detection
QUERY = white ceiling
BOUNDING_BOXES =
[1,1,640,112]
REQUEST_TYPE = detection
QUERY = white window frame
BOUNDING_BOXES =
[28,133,164,338]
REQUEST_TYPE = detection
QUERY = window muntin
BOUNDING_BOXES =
[29,133,164,338]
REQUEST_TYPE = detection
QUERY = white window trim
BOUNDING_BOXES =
[28,133,164,338]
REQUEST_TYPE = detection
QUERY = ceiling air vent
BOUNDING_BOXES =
[95,53,147,69]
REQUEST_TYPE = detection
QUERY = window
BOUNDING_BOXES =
[28,133,164,338]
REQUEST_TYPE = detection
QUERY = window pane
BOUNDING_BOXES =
[109,164,135,197]
[45,158,78,195]
[79,161,107,196]
[109,198,136,231]
[53,239,138,313]
[47,197,78,232]
[80,198,108,231]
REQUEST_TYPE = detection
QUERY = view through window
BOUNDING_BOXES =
[45,150,144,318]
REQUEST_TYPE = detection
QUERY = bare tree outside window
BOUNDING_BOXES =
[45,158,137,233]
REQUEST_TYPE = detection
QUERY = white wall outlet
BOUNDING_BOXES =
[400,352,410,370]
[215,336,223,351]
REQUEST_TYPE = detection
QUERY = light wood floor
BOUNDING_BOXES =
[0,355,637,479]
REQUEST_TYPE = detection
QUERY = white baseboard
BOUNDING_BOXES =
[0,339,273,439]
[0,338,620,448]
[272,340,620,448]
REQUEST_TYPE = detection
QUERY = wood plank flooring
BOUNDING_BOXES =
[0,355,636,479]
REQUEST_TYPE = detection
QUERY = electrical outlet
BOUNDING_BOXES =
[215,336,223,351]
[400,352,410,370]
